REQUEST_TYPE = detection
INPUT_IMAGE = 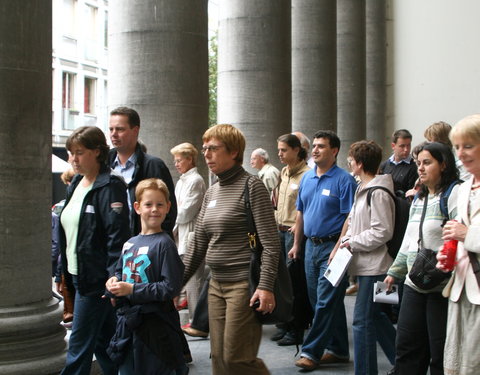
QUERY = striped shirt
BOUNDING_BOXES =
[182,165,280,291]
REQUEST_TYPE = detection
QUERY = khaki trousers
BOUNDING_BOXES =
[208,278,269,375]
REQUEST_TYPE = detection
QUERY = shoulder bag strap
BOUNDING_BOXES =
[244,176,260,253]
[418,194,429,250]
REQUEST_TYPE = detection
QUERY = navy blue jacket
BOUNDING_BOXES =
[60,166,131,296]
[108,144,177,236]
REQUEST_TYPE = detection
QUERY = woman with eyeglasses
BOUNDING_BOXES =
[438,114,480,375]
[182,124,281,375]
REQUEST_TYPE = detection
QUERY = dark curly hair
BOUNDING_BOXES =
[416,142,459,199]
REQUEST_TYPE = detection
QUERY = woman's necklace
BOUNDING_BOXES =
[472,180,480,190]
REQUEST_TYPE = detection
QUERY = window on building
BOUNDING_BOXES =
[62,72,76,109]
[104,11,108,48]
[63,0,77,38]
[84,77,96,114]
[84,5,98,60]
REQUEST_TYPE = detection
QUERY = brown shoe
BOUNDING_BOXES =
[345,283,358,295]
[182,326,208,338]
[319,353,349,364]
[295,357,318,371]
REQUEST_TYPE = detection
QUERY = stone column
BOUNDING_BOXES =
[0,2,66,374]
[337,0,366,166]
[108,0,209,176]
[217,0,291,172]
[366,0,387,146]
[292,0,336,139]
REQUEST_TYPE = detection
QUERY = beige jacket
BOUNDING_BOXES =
[275,161,310,227]
[443,176,480,304]
[344,174,395,276]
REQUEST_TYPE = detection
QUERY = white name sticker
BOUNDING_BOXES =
[85,205,95,213]
[123,242,133,251]
[322,189,331,196]
[290,183,299,190]
[138,246,149,255]
[207,200,217,208]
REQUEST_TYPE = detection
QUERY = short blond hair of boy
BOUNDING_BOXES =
[135,178,170,203]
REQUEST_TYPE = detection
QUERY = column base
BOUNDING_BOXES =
[0,297,66,375]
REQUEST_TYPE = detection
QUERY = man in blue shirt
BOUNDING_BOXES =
[289,130,357,371]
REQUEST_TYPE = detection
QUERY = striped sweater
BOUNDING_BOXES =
[182,164,281,292]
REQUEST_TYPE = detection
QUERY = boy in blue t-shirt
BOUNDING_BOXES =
[106,178,188,375]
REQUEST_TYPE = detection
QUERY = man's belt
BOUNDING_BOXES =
[278,225,291,232]
[309,233,340,245]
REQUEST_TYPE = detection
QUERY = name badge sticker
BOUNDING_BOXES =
[85,205,95,214]
[138,247,149,255]
[322,189,331,196]
[290,183,299,190]
[207,200,217,208]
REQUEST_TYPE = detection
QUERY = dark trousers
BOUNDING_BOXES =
[395,284,448,375]
[191,275,210,333]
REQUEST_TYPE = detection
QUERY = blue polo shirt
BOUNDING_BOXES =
[296,164,356,238]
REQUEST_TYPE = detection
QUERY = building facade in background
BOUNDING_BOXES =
[52,0,109,148]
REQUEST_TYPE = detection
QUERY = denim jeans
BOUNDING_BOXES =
[301,239,349,362]
[278,229,294,260]
[353,275,396,375]
[61,277,117,375]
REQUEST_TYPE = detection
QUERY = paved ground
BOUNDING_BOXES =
[183,294,394,375]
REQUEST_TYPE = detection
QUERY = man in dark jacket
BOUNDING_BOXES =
[108,107,177,236]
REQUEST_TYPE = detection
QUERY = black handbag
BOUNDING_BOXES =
[244,177,293,325]
[409,194,451,290]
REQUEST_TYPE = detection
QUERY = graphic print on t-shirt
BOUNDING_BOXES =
[122,246,151,283]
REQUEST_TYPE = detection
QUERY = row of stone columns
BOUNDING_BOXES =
[108,0,386,172]
[0,1,386,373]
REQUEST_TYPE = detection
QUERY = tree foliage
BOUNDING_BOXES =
[208,32,217,127]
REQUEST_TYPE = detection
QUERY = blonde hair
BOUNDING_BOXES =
[170,142,199,166]
[135,178,170,203]
[450,114,480,144]
[202,124,246,164]
[424,121,452,147]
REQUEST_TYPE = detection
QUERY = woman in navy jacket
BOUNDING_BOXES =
[58,126,130,375]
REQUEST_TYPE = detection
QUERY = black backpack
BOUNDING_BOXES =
[366,186,410,259]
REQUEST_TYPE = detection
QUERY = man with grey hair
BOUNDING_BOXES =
[250,148,280,196]
[293,131,315,169]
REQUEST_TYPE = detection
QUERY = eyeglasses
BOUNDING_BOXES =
[201,145,224,154]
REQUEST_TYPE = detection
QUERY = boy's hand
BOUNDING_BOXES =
[108,281,134,297]
[105,276,119,292]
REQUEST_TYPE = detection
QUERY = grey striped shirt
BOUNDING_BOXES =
[183,165,280,291]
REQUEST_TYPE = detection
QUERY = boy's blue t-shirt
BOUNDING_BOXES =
[117,232,184,305]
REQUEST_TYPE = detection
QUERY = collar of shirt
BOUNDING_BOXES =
[180,167,198,181]
[113,153,137,184]
[388,154,413,165]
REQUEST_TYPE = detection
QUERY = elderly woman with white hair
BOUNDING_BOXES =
[170,142,206,320]
[438,114,480,375]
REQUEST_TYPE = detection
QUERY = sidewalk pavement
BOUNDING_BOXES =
[184,294,394,374]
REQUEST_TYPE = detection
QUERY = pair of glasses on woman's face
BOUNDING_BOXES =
[201,145,224,154]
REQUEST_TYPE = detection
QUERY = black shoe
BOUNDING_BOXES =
[277,330,303,346]
[270,328,287,341]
